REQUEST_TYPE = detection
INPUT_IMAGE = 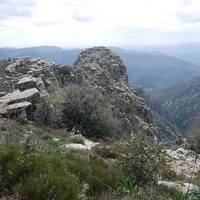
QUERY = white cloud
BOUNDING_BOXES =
[1,0,200,47]
[0,0,36,20]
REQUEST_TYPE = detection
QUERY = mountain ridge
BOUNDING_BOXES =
[1,45,200,89]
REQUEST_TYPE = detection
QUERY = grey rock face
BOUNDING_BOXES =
[0,47,160,140]
[0,88,40,105]
[72,47,157,138]
[73,47,128,85]
[16,76,37,91]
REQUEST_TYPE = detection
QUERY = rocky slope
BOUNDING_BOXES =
[149,76,200,133]
[131,83,179,143]
[0,47,168,141]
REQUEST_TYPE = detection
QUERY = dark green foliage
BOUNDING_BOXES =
[115,134,168,186]
[61,84,119,137]
[159,167,178,181]
[188,189,200,200]
[95,147,117,159]
[47,140,66,155]
[62,151,119,195]
[13,154,80,200]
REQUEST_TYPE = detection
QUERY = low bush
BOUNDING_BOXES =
[0,144,119,199]
[115,134,168,186]
[48,84,120,138]
[95,147,117,159]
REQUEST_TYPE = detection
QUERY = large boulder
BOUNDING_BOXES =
[0,88,40,105]
[16,76,37,91]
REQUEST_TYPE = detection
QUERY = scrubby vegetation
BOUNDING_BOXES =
[42,84,120,138]
[115,133,168,187]
[187,115,200,154]
[0,122,199,199]
[0,83,200,199]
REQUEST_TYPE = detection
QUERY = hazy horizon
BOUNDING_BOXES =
[1,42,200,50]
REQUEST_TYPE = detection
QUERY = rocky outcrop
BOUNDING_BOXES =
[167,147,200,176]
[0,47,164,140]
[0,88,39,121]
[0,88,40,104]
[158,181,199,194]
[72,47,158,139]
[16,76,37,91]
[0,57,64,121]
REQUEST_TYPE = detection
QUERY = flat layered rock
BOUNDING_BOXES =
[0,101,32,115]
[0,88,40,104]
[16,76,37,91]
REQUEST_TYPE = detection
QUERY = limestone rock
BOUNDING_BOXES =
[158,181,199,194]
[72,47,157,139]
[0,88,40,105]
[62,134,100,150]
[16,76,37,91]
[166,148,200,176]
[5,64,15,74]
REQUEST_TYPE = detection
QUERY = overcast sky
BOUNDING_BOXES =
[0,0,200,48]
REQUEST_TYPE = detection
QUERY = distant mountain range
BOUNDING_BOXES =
[0,46,82,65]
[126,42,200,66]
[111,47,200,89]
[1,43,200,89]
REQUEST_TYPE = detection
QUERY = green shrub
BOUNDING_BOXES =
[0,145,120,199]
[47,140,66,155]
[138,184,185,200]
[95,147,117,159]
[115,134,168,186]
[63,151,120,195]
[188,189,200,200]
[13,158,80,200]
[59,84,119,138]
[0,145,21,193]
[159,167,178,181]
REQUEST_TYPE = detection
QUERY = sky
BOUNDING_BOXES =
[0,0,200,48]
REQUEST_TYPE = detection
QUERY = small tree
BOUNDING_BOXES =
[59,84,119,138]
[116,134,168,186]
[187,115,200,153]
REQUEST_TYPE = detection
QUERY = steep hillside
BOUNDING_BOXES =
[111,49,200,89]
[131,83,179,143]
[149,76,200,133]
